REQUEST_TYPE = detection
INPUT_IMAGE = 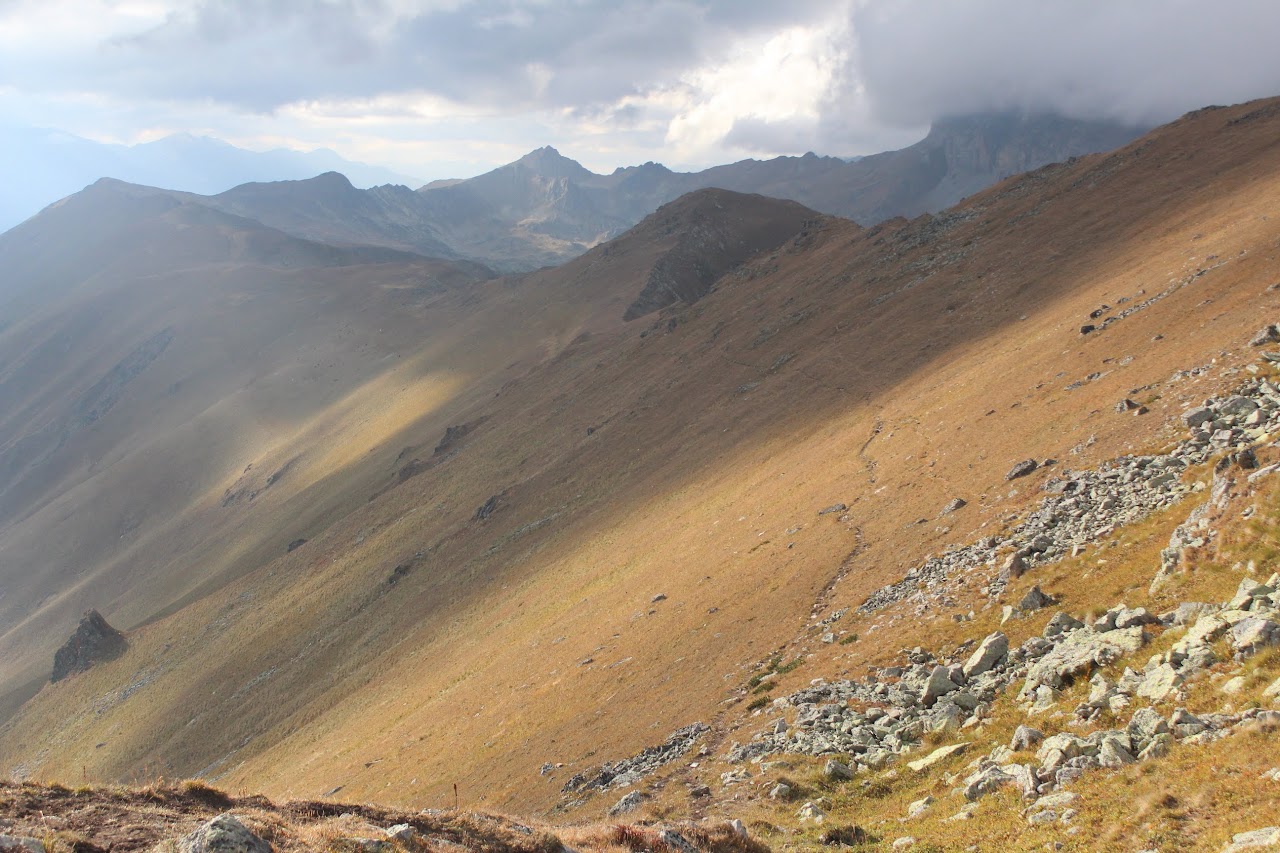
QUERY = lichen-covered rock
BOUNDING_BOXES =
[1025,626,1146,691]
[0,836,46,853]
[963,632,1008,678]
[177,814,270,853]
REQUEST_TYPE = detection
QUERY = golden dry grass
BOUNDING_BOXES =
[1,97,1280,847]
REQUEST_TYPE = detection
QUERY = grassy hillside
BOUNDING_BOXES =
[0,98,1278,853]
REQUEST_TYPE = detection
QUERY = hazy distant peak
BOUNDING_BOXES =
[511,145,595,180]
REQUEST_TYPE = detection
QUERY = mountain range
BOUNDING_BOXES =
[0,127,426,233]
[4,112,1147,273]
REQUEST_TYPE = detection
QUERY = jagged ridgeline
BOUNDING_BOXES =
[0,97,1279,852]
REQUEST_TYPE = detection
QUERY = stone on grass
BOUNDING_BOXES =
[177,814,271,853]
[796,802,825,822]
[823,759,854,781]
[1010,725,1044,752]
[1137,663,1183,701]
[0,837,45,853]
[1006,460,1039,481]
[608,791,645,817]
[906,796,934,819]
[906,743,968,772]
[921,665,960,707]
[1224,827,1280,852]
[963,632,1008,678]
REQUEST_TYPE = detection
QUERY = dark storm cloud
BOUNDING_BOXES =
[848,0,1280,127]
[94,0,833,111]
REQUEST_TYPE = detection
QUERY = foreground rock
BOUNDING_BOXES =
[51,609,127,682]
[177,814,271,853]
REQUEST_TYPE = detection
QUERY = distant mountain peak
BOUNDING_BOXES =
[511,146,593,180]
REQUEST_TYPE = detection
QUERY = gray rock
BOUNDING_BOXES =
[907,796,934,818]
[0,837,45,853]
[608,791,645,817]
[961,764,1015,801]
[940,498,968,515]
[906,743,968,772]
[1128,708,1170,742]
[1006,459,1039,481]
[1224,827,1280,851]
[963,632,1008,678]
[385,826,418,843]
[1137,663,1183,701]
[1231,617,1279,654]
[1025,627,1145,690]
[1010,726,1044,752]
[1250,325,1280,346]
[1170,709,1207,739]
[1000,553,1027,582]
[51,609,127,683]
[1138,733,1174,761]
[177,814,271,853]
[921,665,960,707]
[796,802,825,822]
[1183,407,1216,428]
[823,759,855,781]
[1017,586,1051,613]
[1043,612,1085,637]
[1098,738,1136,768]
[769,782,793,800]
[657,830,698,853]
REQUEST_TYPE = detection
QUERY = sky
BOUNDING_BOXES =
[2,0,1280,182]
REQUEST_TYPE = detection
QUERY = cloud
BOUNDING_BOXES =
[18,0,828,113]
[846,0,1280,127]
[3,0,1280,177]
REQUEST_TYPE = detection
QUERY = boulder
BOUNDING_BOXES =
[823,759,854,781]
[921,665,960,707]
[657,830,698,853]
[608,791,645,816]
[1025,627,1146,690]
[1127,708,1169,742]
[906,796,934,818]
[1005,460,1039,481]
[1009,725,1044,752]
[1231,618,1279,655]
[796,802,825,822]
[0,837,45,853]
[963,632,1008,678]
[1017,586,1051,613]
[1137,663,1183,701]
[177,814,271,853]
[1224,827,1280,852]
[1098,738,1136,768]
[906,742,968,772]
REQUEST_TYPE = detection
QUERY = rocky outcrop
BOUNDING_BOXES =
[51,610,126,683]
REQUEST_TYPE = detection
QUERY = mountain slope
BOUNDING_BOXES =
[0,96,1275,829]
